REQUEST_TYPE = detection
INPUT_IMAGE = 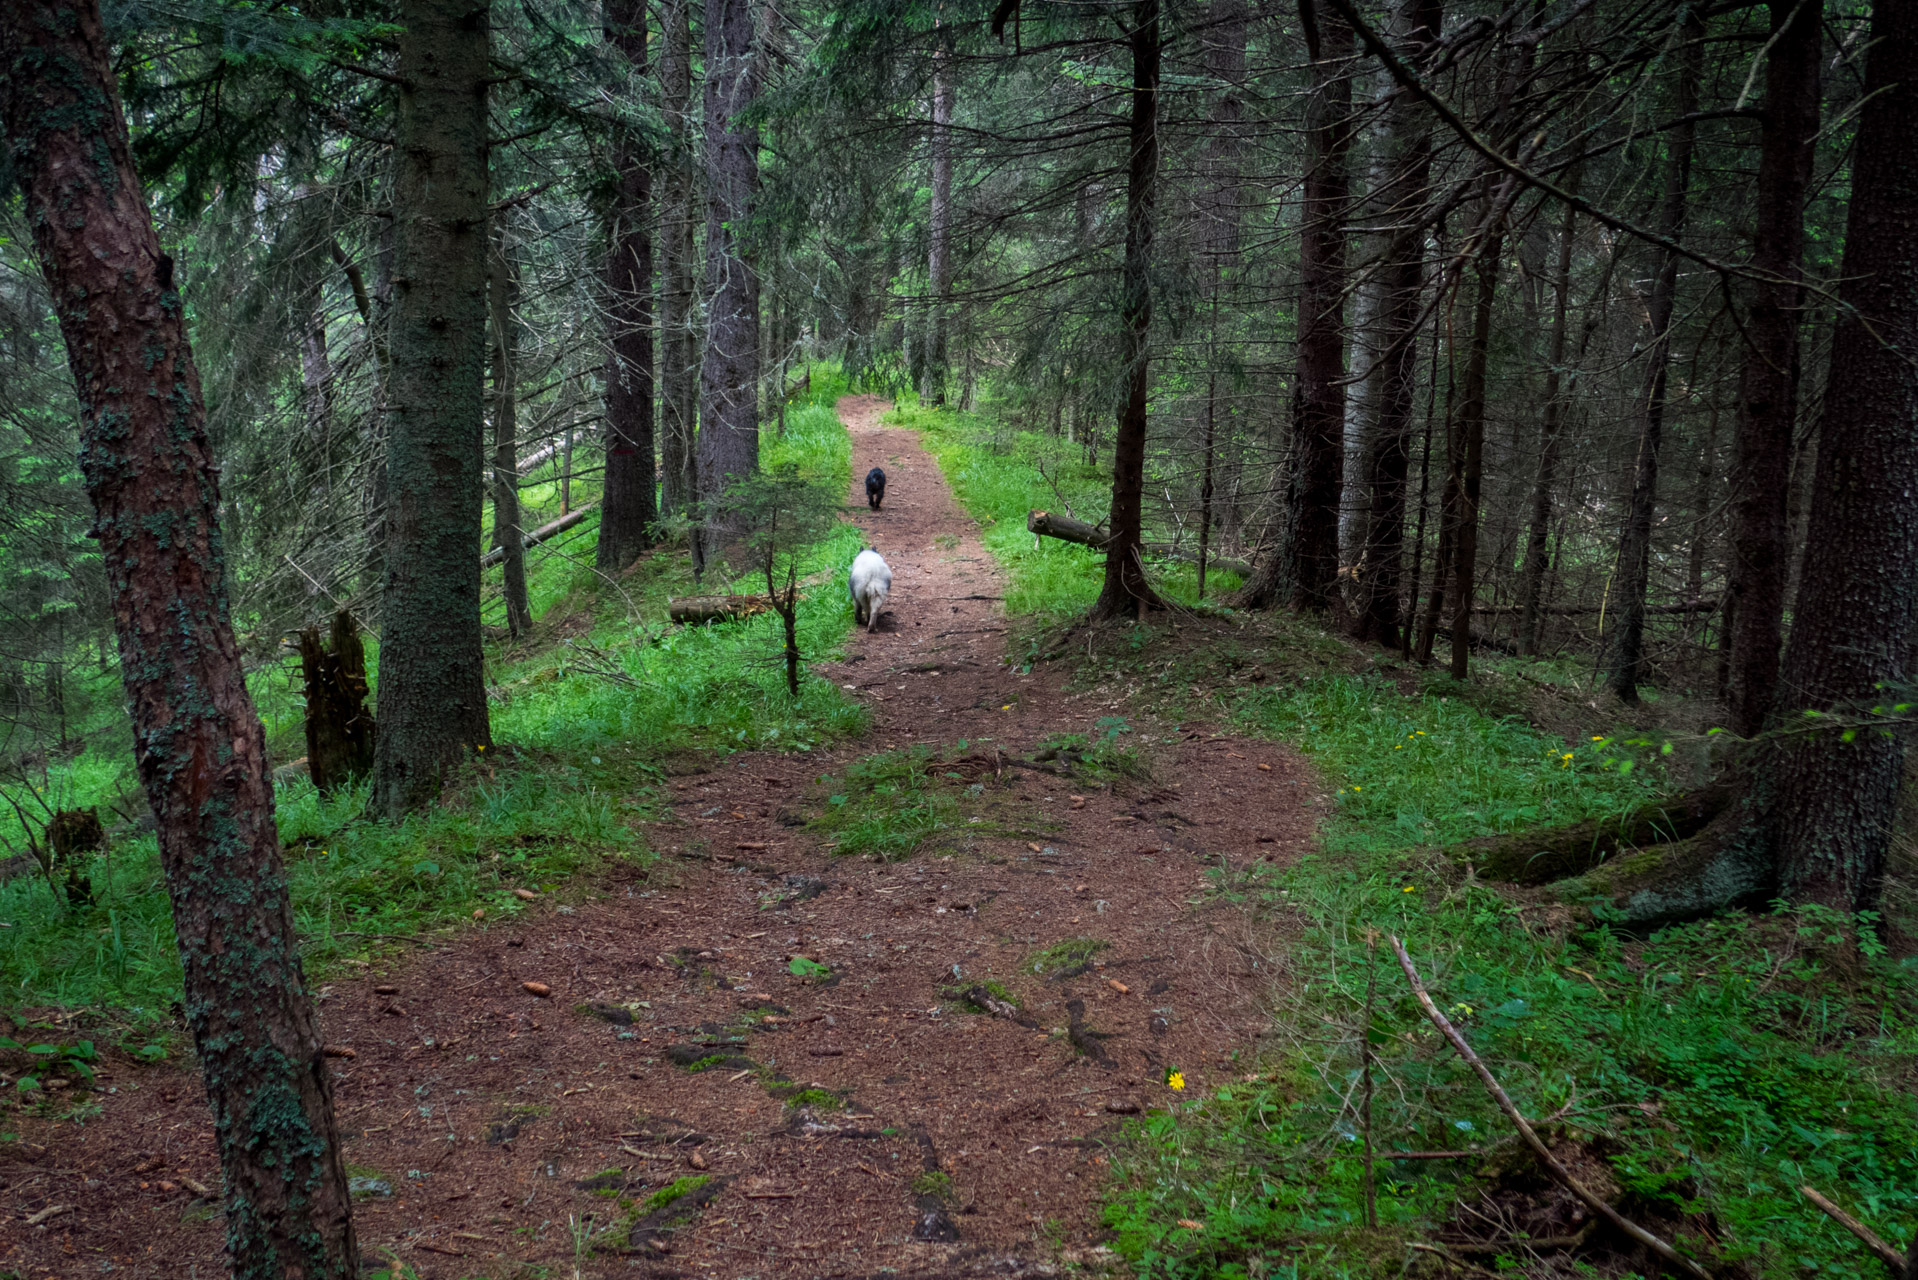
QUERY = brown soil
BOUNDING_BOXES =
[0,397,1320,1279]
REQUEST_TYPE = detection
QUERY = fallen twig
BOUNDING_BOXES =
[1390,935,1712,1280]
[1800,1184,1911,1275]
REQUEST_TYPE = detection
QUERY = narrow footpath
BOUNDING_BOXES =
[2,397,1322,1280]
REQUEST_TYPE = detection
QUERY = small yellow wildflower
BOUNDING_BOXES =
[1416,730,1425,735]
[1352,785,1361,792]
[1561,752,1574,768]
[1591,736,1603,742]
[1166,1069,1186,1091]
[477,743,486,752]
[1403,885,1416,893]
[1450,1002,1475,1017]
[1395,744,1403,750]
[1001,704,1012,711]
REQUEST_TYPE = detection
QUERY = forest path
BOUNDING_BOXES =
[5,398,1320,1280]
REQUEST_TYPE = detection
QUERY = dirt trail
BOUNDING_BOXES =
[2,397,1319,1279]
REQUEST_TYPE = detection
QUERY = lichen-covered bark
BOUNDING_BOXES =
[1770,3,1918,912]
[1725,0,1821,738]
[695,0,762,571]
[0,3,356,1274]
[370,0,494,817]
[599,0,659,572]
[1091,0,1167,620]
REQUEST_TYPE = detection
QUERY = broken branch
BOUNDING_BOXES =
[1389,934,1712,1280]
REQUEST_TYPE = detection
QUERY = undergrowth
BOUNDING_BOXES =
[1100,676,1918,1278]
[808,746,961,860]
[0,365,865,1038]
[906,398,1918,1277]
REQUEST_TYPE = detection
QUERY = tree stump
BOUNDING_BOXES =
[298,610,376,794]
[47,807,105,906]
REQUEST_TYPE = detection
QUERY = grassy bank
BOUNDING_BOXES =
[887,399,1240,624]
[0,367,865,1035]
[906,398,1918,1279]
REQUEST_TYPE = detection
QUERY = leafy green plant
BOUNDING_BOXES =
[788,956,831,979]
[1,1036,96,1092]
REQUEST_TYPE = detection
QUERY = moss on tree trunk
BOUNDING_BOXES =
[0,2,357,1272]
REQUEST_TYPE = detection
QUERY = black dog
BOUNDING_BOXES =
[865,467,887,511]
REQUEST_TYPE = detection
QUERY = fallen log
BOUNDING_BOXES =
[482,502,597,568]
[669,594,769,625]
[1026,510,1254,579]
[1447,784,1735,885]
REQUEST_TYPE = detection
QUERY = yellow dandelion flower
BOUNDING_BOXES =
[1403,885,1416,893]
[1415,731,1426,736]
[1351,785,1361,792]
[1166,1070,1186,1091]
[1001,704,1012,711]
[1591,736,1603,741]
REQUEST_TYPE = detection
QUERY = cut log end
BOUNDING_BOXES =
[670,595,771,625]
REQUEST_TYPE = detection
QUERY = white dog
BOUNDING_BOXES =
[849,548,892,632]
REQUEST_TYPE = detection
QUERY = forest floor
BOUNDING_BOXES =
[0,397,1321,1279]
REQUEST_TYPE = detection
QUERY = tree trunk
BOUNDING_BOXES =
[370,0,495,818]
[658,0,698,520]
[1279,0,1352,614]
[600,0,659,572]
[1090,0,1166,621]
[489,227,534,637]
[1448,216,1505,680]
[1725,0,1821,738]
[299,611,377,794]
[924,19,955,406]
[695,0,762,573]
[0,3,357,1273]
[1603,10,1700,703]
[1518,194,1584,655]
[1350,0,1443,651]
[1771,2,1918,913]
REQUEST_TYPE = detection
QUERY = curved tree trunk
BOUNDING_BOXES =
[1602,8,1701,703]
[0,2,357,1272]
[1770,2,1918,913]
[695,0,762,573]
[1091,0,1167,620]
[1725,0,1821,737]
[600,0,660,572]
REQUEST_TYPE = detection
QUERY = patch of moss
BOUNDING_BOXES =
[1025,936,1109,975]
[910,1169,954,1199]
[778,1090,847,1113]
[641,1174,713,1214]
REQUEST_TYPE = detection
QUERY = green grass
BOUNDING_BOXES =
[891,400,1240,624]
[0,365,867,1030]
[1025,936,1110,975]
[1095,674,1918,1279]
[808,746,962,860]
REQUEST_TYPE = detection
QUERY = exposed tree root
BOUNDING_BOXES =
[1447,784,1735,885]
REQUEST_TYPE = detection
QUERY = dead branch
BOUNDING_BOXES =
[1799,1185,1911,1276]
[1389,935,1712,1280]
